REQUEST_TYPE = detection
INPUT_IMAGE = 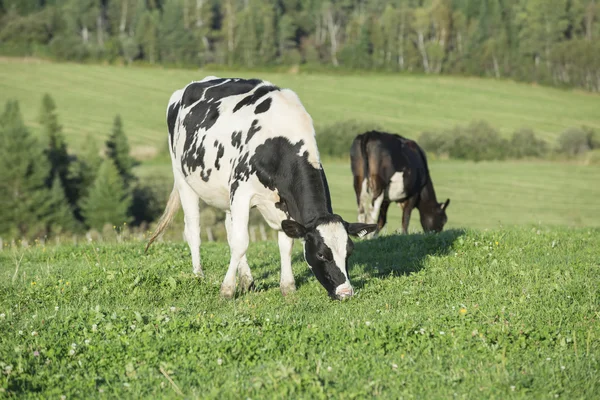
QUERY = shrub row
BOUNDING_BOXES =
[315,119,599,162]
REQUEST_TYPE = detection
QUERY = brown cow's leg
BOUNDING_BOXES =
[353,175,369,223]
[400,197,417,234]
[377,200,391,234]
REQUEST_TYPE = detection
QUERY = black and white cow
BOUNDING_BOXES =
[350,131,450,237]
[146,77,377,300]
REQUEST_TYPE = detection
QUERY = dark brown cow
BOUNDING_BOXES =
[350,131,450,236]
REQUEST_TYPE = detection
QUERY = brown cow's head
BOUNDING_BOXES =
[421,198,450,233]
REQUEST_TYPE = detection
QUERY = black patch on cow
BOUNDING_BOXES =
[201,168,212,182]
[167,100,181,152]
[214,143,225,170]
[181,134,207,175]
[254,98,272,114]
[214,140,219,147]
[249,137,332,226]
[245,120,261,144]
[231,130,242,148]
[179,79,264,174]
[233,85,279,113]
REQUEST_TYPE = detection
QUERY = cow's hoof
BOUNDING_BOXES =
[280,283,296,296]
[193,267,205,278]
[220,285,235,299]
[239,276,255,293]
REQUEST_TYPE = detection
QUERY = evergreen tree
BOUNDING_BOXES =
[39,93,76,201]
[80,158,132,231]
[43,175,79,233]
[0,100,51,237]
[70,133,102,201]
[106,114,135,187]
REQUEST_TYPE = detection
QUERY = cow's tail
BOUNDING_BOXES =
[145,186,180,253]
[360,133,370,181]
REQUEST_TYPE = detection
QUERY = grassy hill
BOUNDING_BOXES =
[1,59,600,155]
[1,227,598,397]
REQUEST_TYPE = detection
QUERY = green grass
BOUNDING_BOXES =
[1,227,599,398]
[1,59,600,154]
[137,159,600,231]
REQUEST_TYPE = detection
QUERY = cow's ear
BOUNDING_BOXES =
[281,219,307,239]
[441,198,450,210]
[346,223,377,238]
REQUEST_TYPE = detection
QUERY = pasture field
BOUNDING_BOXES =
[136,160,600,232]
[2,59,600,154]
[0,227,599,398]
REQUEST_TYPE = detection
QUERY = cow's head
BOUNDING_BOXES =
[421,198,450,233]
[281,215,377,300]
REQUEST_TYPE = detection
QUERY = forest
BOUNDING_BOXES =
[1,0,599,91]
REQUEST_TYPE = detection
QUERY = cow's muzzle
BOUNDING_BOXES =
[332,283,354,300]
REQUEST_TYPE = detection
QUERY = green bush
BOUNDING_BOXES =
[418,131,448,156]
[316,119,383,159]
[509,128,548,159]
[557,127,591,156]
[419,122,552,162]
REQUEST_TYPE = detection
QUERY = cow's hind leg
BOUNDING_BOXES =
[366,175,385,238]
[375,200,391,237]
[220,191,251,299]
[178,181,203,277]
[278,231,296,296]
[225,211,254,293]
[355,177,370,223]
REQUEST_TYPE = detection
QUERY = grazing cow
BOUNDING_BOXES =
[350,131,450,236]
[146,77,377,300]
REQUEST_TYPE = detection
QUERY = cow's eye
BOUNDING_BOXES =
[316,253,327,262]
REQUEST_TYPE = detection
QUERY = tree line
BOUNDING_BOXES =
[0,0,599,91]
[0,96,162,240]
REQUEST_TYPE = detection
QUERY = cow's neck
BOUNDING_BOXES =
[416,178,438,211]
[281,165,332,227]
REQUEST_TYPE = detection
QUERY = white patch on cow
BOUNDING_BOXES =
[387,171,406,201]
[316,222,351,285]
[167,89,184,114]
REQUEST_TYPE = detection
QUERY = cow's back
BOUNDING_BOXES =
[167,77,320,210]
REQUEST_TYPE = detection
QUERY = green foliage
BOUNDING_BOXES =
[316,120,383,159]
[80,158,132,231]
[420,123,553,161]
[509,128,549,159]
[39,93,77,202]
[557,127,592,156]
[68,134,102,204]
[0,227,599,397]
[43,175,79,234]
[419,121,510,161]
[0,100,51,237]
[0,0,599,91]
[106,114,136,186]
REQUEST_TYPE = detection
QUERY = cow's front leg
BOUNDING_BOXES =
[224,211,254,293]
[278,231,296,296]
[220,197,250,299]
